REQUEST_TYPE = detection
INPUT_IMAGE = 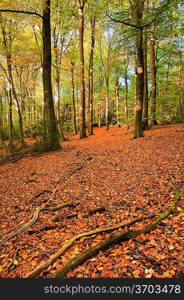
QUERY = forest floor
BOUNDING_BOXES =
[0,123,184,278]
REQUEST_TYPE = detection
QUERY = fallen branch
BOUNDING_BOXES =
[24,214,154,278]
[0,202,77,246]
[55,193,180,278]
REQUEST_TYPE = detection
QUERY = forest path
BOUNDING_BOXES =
[0,123,183,278]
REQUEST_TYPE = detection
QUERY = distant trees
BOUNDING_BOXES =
[0,0,61,150]
[0,0,183,149]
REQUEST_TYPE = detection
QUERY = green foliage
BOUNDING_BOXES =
[24,121,45,139]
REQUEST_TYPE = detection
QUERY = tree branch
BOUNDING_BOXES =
[0,9,43,19]
[106,13,141,29]
[106,0,174,30]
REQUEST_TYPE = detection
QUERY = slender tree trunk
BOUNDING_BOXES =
[98,79,103,128]
[54,31,66,142]
[115,77,120,127]
[87,16,95,135]
[55,74,66,142]
[150,0,157,126]
[42,0,61,150]
[105,76,110,131]
[8,88,13,147]
[124,66,129,124]
[150,27,157,126]
[143,27,149,129]
[0,17,24,143]
[71,62,77,135]
[133,1,144,139]
[78,0,87,139]
[7,61,24,143]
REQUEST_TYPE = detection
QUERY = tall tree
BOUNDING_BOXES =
[150,1,157,126]
[87,13,96,135]
[78,0,87,139]
[142,0,149,130]
[71,61,78,135]
[42,0,61,149]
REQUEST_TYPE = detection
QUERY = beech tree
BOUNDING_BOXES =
[78,0,87,139]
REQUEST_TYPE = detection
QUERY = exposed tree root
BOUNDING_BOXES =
[27,225,65,235]
[0,202,78,246]
[52,206,106,222]
[31,190,52,201]
[24,214,154,278]
[55,194,180,278]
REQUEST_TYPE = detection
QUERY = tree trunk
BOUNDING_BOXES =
[42,0,61,150]
[97,78,103,128]
[133,1,144,139]
[71,62,78,135]
[0,17,24,144]
[124,66,129,124]
[150,27,157,126]
[54,31,66,142]
[87,16,96,135]
[143,27,149,130]
[150,0,157,126]
[115,77,120,127]
[105,76,110,130]
[8,88,13,147]
[56,77,66,142]
[78,1,87,139]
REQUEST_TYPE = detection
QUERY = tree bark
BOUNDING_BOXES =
[124,66,129,124]
[87,16,95,135]
[105,76,110,130]
[150,1,157,126]
[71,62,78,135]
[42,0,61,150]
[8,89,14,147]
[143,27,149,129]
[115,76,120,127]
[133,1,144,138]
[78,0,87,139]
[150,28,157,126]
